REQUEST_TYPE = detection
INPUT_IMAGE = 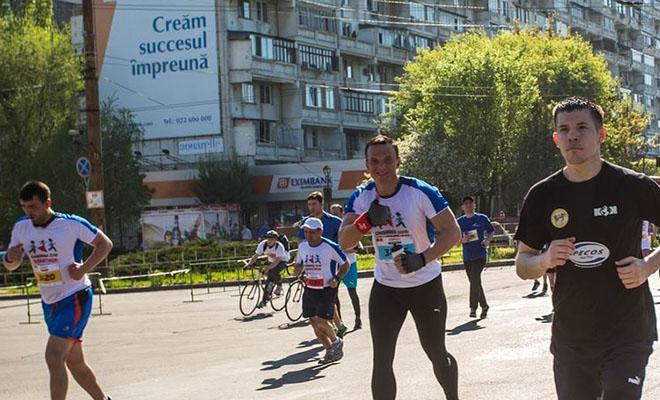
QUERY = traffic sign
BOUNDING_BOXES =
[86,191,104,209]
[76,157,92,178]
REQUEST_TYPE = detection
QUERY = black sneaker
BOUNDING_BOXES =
[480,306,489,319]
[531,280,540,291]
[354,318,362,330]
[469,309,477,318]
[319,348,336,364]
[336,325,348,338]
[542,283,548,293]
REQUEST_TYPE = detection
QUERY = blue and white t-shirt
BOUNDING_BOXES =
[296,238,347,289]
[297,211,342,242]
[8,213,99,304]
[457,213,495,262]
[255,240,290,263]
[346,177,449,288]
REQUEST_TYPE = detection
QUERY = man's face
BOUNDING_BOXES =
[330,206,343,218]
[553,109,605,166]
[461,200,476,214]
[366,143,400,184]
[303,227,323,244]
[19,196,51,224]
[266,237,277,246]
[307,199,323,216]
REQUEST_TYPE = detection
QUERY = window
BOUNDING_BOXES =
[377,65,387,82]
[251,35,295,63]
[298,5,336,33]
[242,83,254,103]
[502,1,509,17]
[410,35,432,50]
[632,49,643,63]
[409,2,425,20]
[489,0,499,12]
[393,31,406,47]
[256,1,268,22]
[363,65,374,81]
[570,5,585,20]
[603,16,614,30]
[325,88,335,109]
[555,0,567,9]
[643,53,654,67]
[239,0,251,19]
[378,31,393,46]
[306,129,319,148]
[642,32,653,47]
[258,120,272,143]
[345,91,374,113]
[299,45,334,71]
[344,59,353,78]
[644,73,653,86]
[306,85,322,108]
[260,85,272,104]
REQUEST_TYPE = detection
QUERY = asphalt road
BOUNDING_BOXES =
[2,265,660,399]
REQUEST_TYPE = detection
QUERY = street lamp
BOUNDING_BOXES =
[323,165,332,211]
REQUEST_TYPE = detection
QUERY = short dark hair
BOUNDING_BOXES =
[552,96,604,130]
[330,203,343,211]
[364,134,399,159]
[462,195,474,203]
[20,180,50,203]
[307,191,323,203]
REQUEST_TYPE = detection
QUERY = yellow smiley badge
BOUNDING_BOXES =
[551,208,569,229]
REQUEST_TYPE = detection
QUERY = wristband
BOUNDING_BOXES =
[354,212,372,234]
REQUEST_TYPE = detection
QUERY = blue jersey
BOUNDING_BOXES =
[297,211,342,242]
[457,213,494,261]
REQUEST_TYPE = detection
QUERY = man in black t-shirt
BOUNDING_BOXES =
[514,96,660,400]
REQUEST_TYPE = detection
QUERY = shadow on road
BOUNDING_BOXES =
[234,313,274,322]
[296,338,320,348]
[522,292,548,299]
[261,346,324,371]
[446,319,485,335]
[535,313,553,323]
[258,362,333,391]
[277,320,310,330]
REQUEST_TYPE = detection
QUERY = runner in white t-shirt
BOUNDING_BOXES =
[294,217,349,364]
[339,135,461,400]
[3,181,113,400]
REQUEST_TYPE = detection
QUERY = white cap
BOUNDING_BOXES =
[302,217,324,231]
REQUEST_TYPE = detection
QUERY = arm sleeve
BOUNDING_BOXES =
[8,223,22,248]
[513,185,550,251]
[70,215,99,244]
[483,215,495,233]
[255,241,265,255]
[295,248,303,264]
[418,185,449,219]
[639,176,660,226]
[331,244,348,264]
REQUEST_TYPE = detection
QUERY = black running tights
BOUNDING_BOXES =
[369,275,458,400]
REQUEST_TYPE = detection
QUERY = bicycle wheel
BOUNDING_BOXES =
[270,281,287,311]
[239,280,261,316]
[285,280,305,322]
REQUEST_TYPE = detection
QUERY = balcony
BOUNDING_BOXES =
[343,111,377,129]
[339,37,375,58]
[302,147,342,162]
[298,27,337,47]
[252,58,297,83]
[375,44,409,64]
[302,107,340,126]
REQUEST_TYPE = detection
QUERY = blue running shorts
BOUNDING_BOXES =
[42,286,93,342]
[341,262,358,289]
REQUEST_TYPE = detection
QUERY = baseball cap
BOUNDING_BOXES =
[265,230,279,238]
[302,217,323,231]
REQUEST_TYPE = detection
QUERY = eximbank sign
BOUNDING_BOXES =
[96,0,220,140]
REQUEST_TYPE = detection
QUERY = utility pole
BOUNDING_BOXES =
[82,0,107,230]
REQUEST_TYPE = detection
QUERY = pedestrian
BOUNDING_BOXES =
[339,134,460,400]
[514,96,660,399]
[457,195,494,318]
[3,180,113,400]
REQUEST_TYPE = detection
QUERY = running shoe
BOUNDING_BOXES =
[333,337,344,361]
[319,348,336,364]
[480,306,489,319]
[531,279,540,291]
[336,325,348,338]
[354,318,362,330]
[469,309,477,318]
[274,283,282,296]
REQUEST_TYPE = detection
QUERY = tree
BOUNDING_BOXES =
[191,156,255,209]
[601,93,652,169]
[0,7,80,243]
[100,99,153,248]
[388,28,650,214]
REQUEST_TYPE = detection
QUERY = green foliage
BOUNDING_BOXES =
[601,94,652,169]
[191,156,256,208]
[388,29,648,213]
[0,12,82,243]
[100,99,152,245]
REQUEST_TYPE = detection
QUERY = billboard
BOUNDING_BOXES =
[271,172,341,194]
[96,0,220,140]
[141,205,240,249]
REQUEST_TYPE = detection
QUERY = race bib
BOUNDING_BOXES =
[306,276,325,289]
[35,264,63,287]
[464,229,479,243]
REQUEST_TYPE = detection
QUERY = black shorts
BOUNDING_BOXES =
[302,287,336,320]
[551,341,653,400]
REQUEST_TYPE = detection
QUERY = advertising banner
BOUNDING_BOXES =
[96,0,221,140]
[270,172,341,194]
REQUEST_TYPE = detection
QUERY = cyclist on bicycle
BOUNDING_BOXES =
[245,230,290,308]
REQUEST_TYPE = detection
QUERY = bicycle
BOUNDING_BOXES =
[284,272,306,322]
[239,263,287,317]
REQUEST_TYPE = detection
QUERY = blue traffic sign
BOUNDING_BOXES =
[76,157,92,178]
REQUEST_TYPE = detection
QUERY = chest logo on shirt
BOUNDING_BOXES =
[593,205,618,217]
[551,208,569,228]
[304,254,321,264]
[394,212,407,228]
[569,241,610,268]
